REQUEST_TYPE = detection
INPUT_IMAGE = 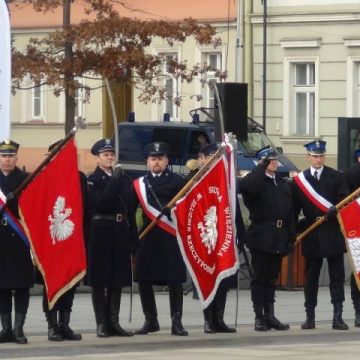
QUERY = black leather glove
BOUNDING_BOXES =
[112,164,124,179]
[325,205,338,220]
[5,192,16,208]
[259,158,271,170]
[161,207,171,220]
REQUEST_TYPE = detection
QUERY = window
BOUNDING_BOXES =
[74,78,85,120]
[32,85,44,119]
[293,63,315,135]
[160,53,178,121]
[283,57,319,137]
[348,59,360,117]
[201,52,222,120]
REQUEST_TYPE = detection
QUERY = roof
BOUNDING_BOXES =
[10,0,237,29]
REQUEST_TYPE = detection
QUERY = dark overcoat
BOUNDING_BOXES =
[292,166,348,258]
[0,167,33,289]
[239,165,295,256]
[134,169,187,285]
[86,166,137,288]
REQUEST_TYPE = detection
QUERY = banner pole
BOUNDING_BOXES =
[294,186,360,247]
[138,146,227,240]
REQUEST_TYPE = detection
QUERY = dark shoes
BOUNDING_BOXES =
[134,318,160,335]
[301,316,315,330]
[171,312,188,336]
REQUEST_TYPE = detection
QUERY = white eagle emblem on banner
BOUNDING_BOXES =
[48,196,75,244]
[198,206,218,254]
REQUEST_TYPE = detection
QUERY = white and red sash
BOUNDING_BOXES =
[134,177,176,236]
[293,171,333,212]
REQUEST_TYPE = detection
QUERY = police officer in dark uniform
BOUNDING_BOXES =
[87,139,137,337]
[239,146,294,331]
[134,142,188,336]
[343,148,360,327]
[292,140,349,330]
[0,140,33,344]
[36,140,87,341]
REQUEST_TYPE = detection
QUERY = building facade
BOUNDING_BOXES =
[250,0,360,169]
[9,0,240,173]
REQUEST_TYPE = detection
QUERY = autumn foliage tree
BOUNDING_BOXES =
[10,0,226,133]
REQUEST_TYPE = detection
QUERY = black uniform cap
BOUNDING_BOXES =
[0,139,20,155]
[91,139,115,155]
[200,142,221,157]
[144,142,169,158]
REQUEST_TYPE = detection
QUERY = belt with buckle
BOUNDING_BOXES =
[0,218,8,226]
[276,219,283,228]
[93,214,124,223]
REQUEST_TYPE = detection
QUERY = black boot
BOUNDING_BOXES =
[264,303,289,330]
[253,304,268,331]
[203,305,216,334]
[13,313,28,344]
[213,287,236,333]
[301,308,315,330]
[45,310,64,341]
[0,313,14,343]
[58,311,82,340]
[134,283,160,335]
[353,299,360,327]
[332,303,349,330]
[107,289,133,337]
[169,284,188,336]
[91,288,109,337]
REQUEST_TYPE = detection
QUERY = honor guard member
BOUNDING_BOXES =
[188,143,243,333]
[0,140,33,344]
[133,142,188,336]
[343,148,360,327]
[292,140,349,330]
[239,146,295,331]
[87,139,137,338]
[36,140,87,342]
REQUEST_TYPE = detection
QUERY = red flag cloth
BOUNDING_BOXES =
[172,152,239,309]
[18,138,86,308]
[338,198,360,290]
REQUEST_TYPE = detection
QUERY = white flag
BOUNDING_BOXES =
[0,0,11,140]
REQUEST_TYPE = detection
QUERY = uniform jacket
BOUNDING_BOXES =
[134,168,187,285]
[0,167,33,289]
[239,165,295,256]
[292,166,348,258]
[86,166,138,288]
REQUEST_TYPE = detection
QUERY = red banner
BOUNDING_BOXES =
[338,198,360,290]
[172,152,238,309]
[19,138,86,308]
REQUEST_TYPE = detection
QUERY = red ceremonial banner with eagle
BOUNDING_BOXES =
[18,138,86,308]
[338,198,360,290]
[172,149,238,309]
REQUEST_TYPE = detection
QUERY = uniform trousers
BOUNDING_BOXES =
[0,289,30,314]
[304,254,345,308]
[42,287,76,313]
[250,249,282,305]
[350,275,360,303]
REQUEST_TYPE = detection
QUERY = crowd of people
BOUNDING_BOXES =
[0,136,359,345]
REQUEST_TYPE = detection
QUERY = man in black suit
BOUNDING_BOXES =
[292,140,349,330]
[133,142,188,336]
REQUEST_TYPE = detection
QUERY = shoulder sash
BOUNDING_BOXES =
[134,177,176,236]
[293,171,333,212]
[0,189,29,246]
